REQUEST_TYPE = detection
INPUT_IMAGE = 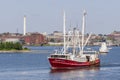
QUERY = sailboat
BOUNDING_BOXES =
[48,10,100,69]
[99,42,109,53]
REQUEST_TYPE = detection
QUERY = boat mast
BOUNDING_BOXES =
[81,10,87,52]
[63,11,66,54]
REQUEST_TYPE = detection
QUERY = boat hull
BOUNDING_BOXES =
[48,58,100,69]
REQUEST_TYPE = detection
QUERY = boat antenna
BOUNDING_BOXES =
[81,10,87,51]
[63,10,66,54]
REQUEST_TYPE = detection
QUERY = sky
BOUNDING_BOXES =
[0,0,120,34]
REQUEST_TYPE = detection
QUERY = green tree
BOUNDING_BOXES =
[0,42,23,50]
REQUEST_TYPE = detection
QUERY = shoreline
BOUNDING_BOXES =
[0,50,31,53]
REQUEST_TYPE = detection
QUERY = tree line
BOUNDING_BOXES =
[0,42,23,50]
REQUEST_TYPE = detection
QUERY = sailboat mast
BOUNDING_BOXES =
[63,11,66,54]
[81,10,87,51]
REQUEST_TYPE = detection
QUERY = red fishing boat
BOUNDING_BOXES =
[48,10,100,69]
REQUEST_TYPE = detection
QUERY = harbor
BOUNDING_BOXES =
[0,0,120,80]
[0,46,119,80]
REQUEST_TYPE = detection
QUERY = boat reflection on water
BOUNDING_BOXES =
[99,52,108,55]
[49,66,100,80]
[50,66,100,73]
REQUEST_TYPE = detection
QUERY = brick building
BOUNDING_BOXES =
[23,32,46,45]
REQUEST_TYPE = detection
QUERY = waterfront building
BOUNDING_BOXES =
[107,31,120,46]
[0,32,47,45]
[23,32,46,45]
[47,31,63,43]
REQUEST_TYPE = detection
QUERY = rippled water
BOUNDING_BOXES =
[0,46,120,80]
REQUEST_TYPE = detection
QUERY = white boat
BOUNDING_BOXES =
[48,10,100,69]
[99,42,109,53]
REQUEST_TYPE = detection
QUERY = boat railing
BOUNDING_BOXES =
[54,50,62,54]
[50,54,71,59]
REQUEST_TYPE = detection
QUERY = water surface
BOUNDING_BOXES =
[0,46,120,80]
